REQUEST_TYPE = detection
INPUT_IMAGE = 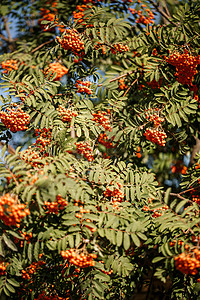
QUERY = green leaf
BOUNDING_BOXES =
[2,234,17,251]
[123,233,130,250]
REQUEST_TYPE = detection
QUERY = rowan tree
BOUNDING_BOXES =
[0,0,200,299]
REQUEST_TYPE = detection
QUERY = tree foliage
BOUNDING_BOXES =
[0,0,200,299]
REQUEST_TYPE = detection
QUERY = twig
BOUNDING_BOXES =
[31,39,54,53]
[162,0,171,18]
[3,16,13,42]
[0,33,9,42]
[149,0,177,25]
[123,78,137,97]
[98,71,134,87]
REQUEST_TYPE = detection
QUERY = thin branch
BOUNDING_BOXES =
[162,0,171,18]
[123,78,137,97]
[31,39,54,53]
[98,71,134,87]
[0,33,9,42]
[149,0,177,26]
[3,17,13,42]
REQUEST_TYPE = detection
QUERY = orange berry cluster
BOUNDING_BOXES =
[56,29,85,57]
[119,78,128,90]
[0,262,9,276]
[104,183,124,203]
[129,5,154,25]
[92,110,111,131]
[45,62,69,81]
[0,193,30,226]
[111,44,129,55]
[34,128,52,153]
[170,240,184,247]
[171,161,187,175]
[165,50,200,86]
[75,205,90,219]
[75,142,94,161]
[43,195,68,214]
[144,108,167,146]
[143,204,168,218]
[56,105,78,122]
[73,4,93,25]
[75,80,92,94]
[61,248,97,268]
[21,147,44,167]
[144,128,167,146]
[98,133,113,149]
[1,59,18,73]
[38,1,58,32]
[22,259,45,280]
[145,108,164,127]
[175,248,200,275]
[0,105,30,132]
[192,195,200,205]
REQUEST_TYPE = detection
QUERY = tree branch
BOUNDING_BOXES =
[149,0,176,25]
[31,39,54,53]
[3,16,13,42]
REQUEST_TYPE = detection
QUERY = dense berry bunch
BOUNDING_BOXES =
[98,133,113,148]
[73,4,92,25]
[0,262,9,275]
[129,5,154,24]
[61,248,97,268]
[45,62,69,80]
[0,193,30,226]
[38,1,58,31]
[145,108,164,127]
[0,105,30,132]
[119,78,128,90]
[165,50,200,86]
[56,29,85,57]
[192,195,200,205]
[75,142,94,161]
[92,110,111,131]
[1,59,18,73]
[75,80,92,94]
[34,128,52,153]
[175,248,200,275]
[144,128,167,146]
[104,183,124,203]
[57,105,78,122]
[43,195,68,214]
[21,147,44,167]
[111,43,129,54]
[21,258,45,280]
